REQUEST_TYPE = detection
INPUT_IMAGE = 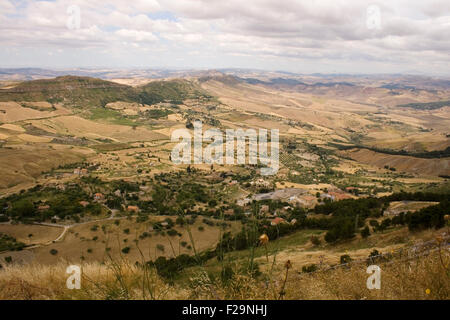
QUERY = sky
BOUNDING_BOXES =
[0,0,449,75]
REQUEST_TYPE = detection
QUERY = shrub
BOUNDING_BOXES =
[361,226,370,238]
[122,247,130,254]
[310,235,321,246]
[340,254,352,264]
[176,216,185,226]
[50,249,58,255]
[167,229,178,237]
[302,264,318,273]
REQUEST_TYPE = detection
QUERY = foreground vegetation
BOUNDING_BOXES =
[0,230,447,300]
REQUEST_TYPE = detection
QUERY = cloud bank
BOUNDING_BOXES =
[0,0,449,74]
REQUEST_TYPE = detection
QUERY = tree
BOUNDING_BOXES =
[340,254,352,264]
[361,225,370,238]
[12,200,35,218]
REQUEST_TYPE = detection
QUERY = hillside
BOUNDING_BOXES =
[0,76,209,108]
[0,72,449,301]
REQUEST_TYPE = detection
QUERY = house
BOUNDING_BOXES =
[74,167,81,175]
[259,204,270,215]
[114,189,122,197]
[290,218,298,225]
[79,201,90,208]
[345,187,360,195]
[38,205,50,211]
[288,195,300,204]
[161,221,169,227]
[320,193,335,201]
[94,193,105,201]
[127,205,139,213]
[299,195,317,207]
[251,178,271,188]
[80,168,88,175]
[271,217,286,226]
[224,209,234,216]
[329,191,353,201]
[237,198,251,206]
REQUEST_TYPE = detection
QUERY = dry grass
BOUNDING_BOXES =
[0,244,447,300]
[340,148,450,176]
[0,226,448,300]
[0,224,62,245]
[285,248,449,300]
[0,261,184,300]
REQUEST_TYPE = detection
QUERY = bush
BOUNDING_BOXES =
[310,235,321,246]
[302,264,318,273]
[50,249,58,255]
[167,229,178,237]
[176,216,185,226]
[340,254,352,264]
[369,220,379,227]
[122,247,130,254]
[361,226,370,238]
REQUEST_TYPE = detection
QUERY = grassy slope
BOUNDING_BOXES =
[0,226,447,300]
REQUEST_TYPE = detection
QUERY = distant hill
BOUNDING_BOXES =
[0,76,211,108]
[0,76,134,107]
[397,100,450,110]
[138,79,212,105]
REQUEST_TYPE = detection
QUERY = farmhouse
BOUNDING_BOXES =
[38,205,50,211]
[271,217,286,226]
[94,193,104,201]
[79,201,89,207]
[127,205,140,213]
[224,209,234,216]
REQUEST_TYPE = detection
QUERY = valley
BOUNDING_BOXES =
[0,70,448,300]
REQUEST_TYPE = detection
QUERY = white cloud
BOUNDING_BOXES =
[115,29,157,42]
[0,0,449,74]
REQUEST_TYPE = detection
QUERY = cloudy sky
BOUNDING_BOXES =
[1,0,449,74]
